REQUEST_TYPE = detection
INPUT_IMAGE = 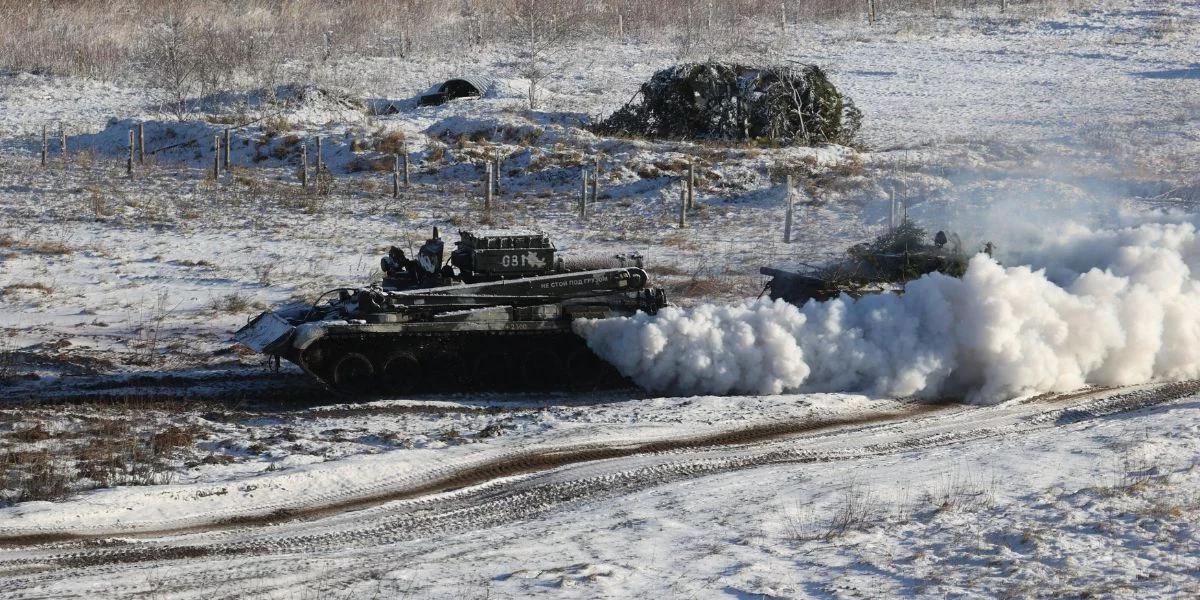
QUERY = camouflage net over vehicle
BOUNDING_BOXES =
[597,62,861,145]
[840,220,969,282]
[762,221,977,305]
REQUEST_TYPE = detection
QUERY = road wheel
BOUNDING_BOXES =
[472,351,513,390]
[426,353,466,390]
[379,352,420,395]
[332,352,375,395]
[564,347,605,389]
[521,348,565,389]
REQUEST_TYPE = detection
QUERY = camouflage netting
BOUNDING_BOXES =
[841,220,969,282]
[596,62,862,145]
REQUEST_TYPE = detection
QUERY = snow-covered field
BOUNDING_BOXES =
[1,0,1199,597]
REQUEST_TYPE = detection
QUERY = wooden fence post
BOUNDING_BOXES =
[402,141,411,186]
[580,167,589,213]
[780,2,786,31]
[127,130,134,177]
[213,135,221,179]
[868,0,877,25]
[138,123,145,164]
[678,183,687,227]
[579,176,588,219]
[224,128,231,169]
[300,144,308,187]
[315,136,323,173]
[393,155,400,198]
[493,155,501,195]
[484,162,493,211]
[687,160,695,208]
[784,175,794,243]
[40,124,47,167]
[590,162,599,205]
[60,126,67,164]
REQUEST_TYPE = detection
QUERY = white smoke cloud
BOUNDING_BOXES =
[575,218,1200,403]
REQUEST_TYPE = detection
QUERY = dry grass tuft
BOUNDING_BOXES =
[12,422,52,443]
[372,129,407,156]
[666,275,725,299]
[151,426,196,456]
[1,282,54,297]
[210,293,253,313]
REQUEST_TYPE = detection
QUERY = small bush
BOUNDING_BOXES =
[372,129,407,155]
[263,115,293,137]
[151,426,195,456]
[211,293,252,313]
[13,422,51,443]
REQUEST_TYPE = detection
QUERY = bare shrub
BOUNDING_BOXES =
[211,292,252,313]
[666,275,725,299]
[0,0,1091,87]
[371,129,407,155]
[253,263,276,286]
[1,450,71,503]
[151,426,196,456]
[823,481,881,540]
[921,469,999,514]
[129,292,173,366]
[12,422,51,443]
[87,187,114,218]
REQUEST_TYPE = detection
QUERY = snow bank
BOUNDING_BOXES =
[576,218,1200,403]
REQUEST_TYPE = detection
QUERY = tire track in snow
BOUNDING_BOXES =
[0,401,949,546]
[0,380,1197,591]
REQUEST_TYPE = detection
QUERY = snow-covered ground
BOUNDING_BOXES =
[1,0,1199,597]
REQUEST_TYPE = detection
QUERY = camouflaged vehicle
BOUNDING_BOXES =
[235,229,667,394]
[762,220,981,305]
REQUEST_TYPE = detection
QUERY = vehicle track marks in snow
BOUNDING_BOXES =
[0,401,947,547]
[1,380,1197,581]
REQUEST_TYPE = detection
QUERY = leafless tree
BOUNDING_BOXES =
[507,0,582,110]
[143,15,199,120]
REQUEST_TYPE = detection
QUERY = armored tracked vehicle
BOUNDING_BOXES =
[762,220,983,305]
[235,229,667,394]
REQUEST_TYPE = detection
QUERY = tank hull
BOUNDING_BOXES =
[239,315,627,394]
[234,258,666,395]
